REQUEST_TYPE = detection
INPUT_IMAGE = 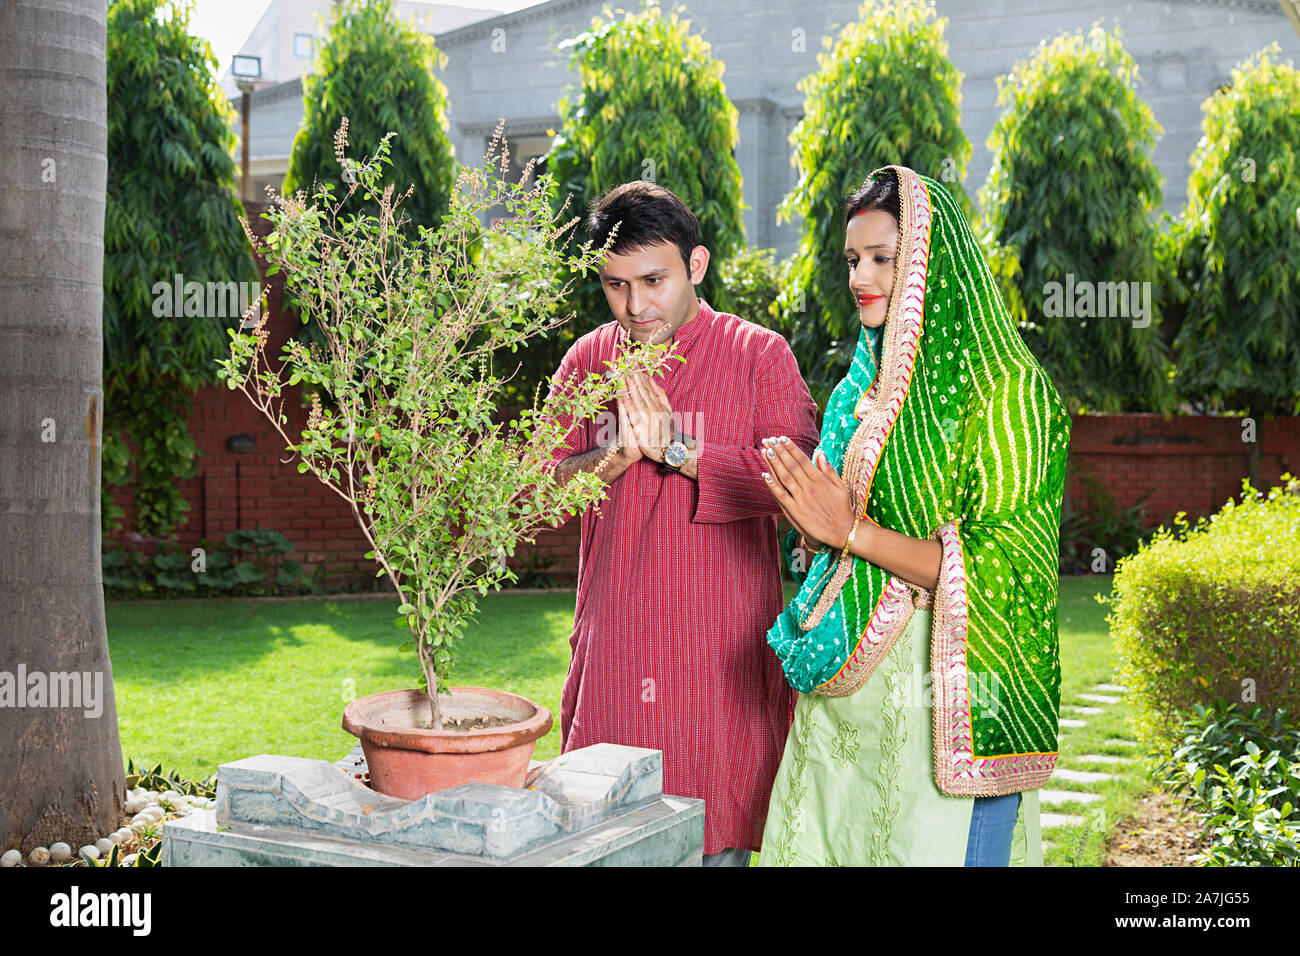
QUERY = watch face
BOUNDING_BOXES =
[665,441,689,468]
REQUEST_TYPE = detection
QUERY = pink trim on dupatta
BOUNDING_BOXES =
[814,170,932,696]
[930,522,1058,795]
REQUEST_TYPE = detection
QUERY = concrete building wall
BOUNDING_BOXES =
[221,0,501,94]
[237,0,1300,257]
[941,0,1296,219]
[434,0,1298,256]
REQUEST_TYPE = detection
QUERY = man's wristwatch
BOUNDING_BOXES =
[660,432,691,474]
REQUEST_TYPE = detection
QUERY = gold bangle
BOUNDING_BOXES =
[841,513,861,557]
[800,533,827,554]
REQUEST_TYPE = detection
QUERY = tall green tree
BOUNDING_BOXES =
[103,0,258,536]
[777,0,971,406]
[283,0,457,231]
[1164,45,1300,484]
[980,23,1171,413]
[1,0,127,854]
[546,2,746,331]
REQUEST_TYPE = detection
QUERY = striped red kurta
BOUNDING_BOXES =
[547,299,820,853]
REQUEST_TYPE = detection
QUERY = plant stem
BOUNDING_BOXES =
[418,630,442,730]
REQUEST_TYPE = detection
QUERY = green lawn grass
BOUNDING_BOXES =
[107,574,1145,865]
[107,591,580,777]
[1045,573,1153,867]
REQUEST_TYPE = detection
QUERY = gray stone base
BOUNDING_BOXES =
[163,743,704,867]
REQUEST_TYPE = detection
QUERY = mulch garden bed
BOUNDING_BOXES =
[1105,790,1211,867]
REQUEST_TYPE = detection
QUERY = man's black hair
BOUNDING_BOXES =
[587,180,701,274]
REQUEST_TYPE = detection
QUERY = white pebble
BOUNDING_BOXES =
[95,838,114,854]
[161,790,180,801]
[28,847,50,865]
[130,819,151,834]
[142,806,165,821]
[79,845,100,860]
[1,849,21,867]
[108,831,126,844]
[48,842,72,863]
[123,798,142,815]
[122,853,138,866]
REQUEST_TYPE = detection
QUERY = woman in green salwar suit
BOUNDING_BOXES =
[755,166,1071,866]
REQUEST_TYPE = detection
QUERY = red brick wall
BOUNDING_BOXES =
[1067,414,1299,528]
[104,204,380,587]
[105,203,1299,584]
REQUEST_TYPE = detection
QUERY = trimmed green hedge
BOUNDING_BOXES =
[1109,476,1300,750]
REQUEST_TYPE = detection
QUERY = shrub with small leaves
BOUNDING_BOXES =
[1155,706,1300,866]
[1108,476,1300,751]
[219,125,669,728]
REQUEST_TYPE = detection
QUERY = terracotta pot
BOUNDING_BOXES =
[341,686,552,800]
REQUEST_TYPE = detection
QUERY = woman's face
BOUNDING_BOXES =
[844,208,900,329]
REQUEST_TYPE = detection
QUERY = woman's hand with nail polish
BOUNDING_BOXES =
[761,436,855,552]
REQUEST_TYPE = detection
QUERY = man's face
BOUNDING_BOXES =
[597,241,710,344]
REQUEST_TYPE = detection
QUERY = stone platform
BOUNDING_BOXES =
[162,743,704,866]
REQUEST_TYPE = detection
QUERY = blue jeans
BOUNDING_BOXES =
[964,792,1021,866]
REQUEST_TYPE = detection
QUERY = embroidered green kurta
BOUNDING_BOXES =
[757,606,1043,866]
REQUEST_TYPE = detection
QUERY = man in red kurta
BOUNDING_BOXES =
[546,181,819,864]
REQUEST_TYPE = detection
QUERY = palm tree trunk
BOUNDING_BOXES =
[0,0,126,853]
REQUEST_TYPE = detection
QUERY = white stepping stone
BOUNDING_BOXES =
[1079,693,1121,704]
[1074,754,1132,765]
[1040,813,1085,829]
[1058,718,1088,728]
[1063,705,1103,714]
[1053,768,1113,785]
[1094,684,1127,693]
[1039,789,1102,806]
[1103,738,1138,748]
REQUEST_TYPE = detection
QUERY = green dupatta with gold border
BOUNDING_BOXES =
[767,165,1071,796]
